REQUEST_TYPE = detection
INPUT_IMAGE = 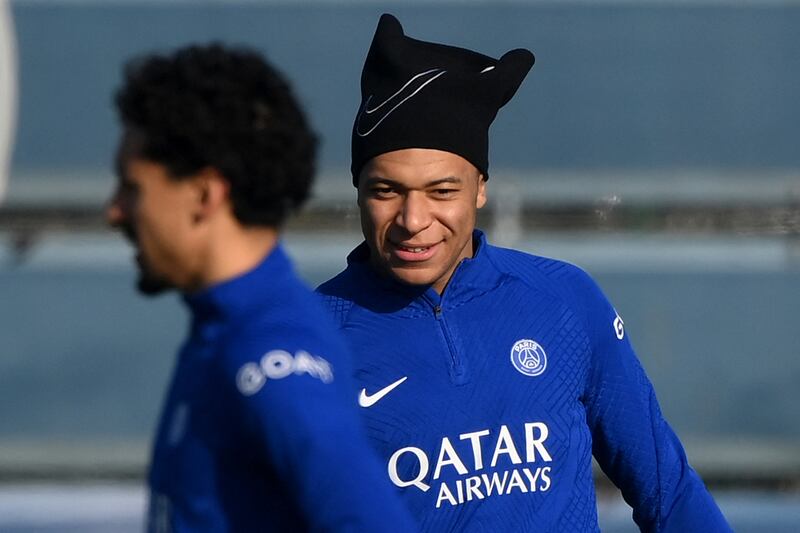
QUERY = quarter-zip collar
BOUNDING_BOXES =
[184,243,294,325]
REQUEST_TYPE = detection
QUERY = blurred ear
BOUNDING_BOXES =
[476,174,487,209]
[191,167,230,223]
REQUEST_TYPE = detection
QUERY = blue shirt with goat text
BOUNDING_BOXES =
[317,230,731,532]
[146,244,415,532]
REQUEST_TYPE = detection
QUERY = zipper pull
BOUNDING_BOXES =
[433,305,442,319]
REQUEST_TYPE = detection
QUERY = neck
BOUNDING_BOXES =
[192,221,280,291]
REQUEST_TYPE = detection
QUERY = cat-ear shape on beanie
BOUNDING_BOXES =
[351,13,534,185]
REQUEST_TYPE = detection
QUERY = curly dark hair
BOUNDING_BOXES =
[115,43,317,227]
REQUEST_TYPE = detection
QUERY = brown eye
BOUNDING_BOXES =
[371,186,396,198]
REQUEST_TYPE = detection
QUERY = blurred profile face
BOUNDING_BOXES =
[106,136,204,295]
[357,148,487,294]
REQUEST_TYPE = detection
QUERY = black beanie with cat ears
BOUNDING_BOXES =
[351,13,534,186]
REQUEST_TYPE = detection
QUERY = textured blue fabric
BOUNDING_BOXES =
[317,231,731,532]
[146,244,415,532]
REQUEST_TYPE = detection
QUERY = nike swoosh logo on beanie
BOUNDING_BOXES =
[355,68,446,137]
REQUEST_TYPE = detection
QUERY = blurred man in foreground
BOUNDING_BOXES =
[107,43,414,532]
[317,14,731,531]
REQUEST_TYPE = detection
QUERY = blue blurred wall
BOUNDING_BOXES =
[9,1,800,177]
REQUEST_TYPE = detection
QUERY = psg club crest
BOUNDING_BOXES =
[510,339,547,377]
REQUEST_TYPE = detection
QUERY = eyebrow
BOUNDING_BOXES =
[426,176,462,187]
[363,176,463,187]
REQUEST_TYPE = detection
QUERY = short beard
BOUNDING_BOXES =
[123,222,172,296]
[134,252,172,296]
[136,271,172,296]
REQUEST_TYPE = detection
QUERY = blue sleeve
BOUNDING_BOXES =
[221,325,416,533]
[571,270,731,532]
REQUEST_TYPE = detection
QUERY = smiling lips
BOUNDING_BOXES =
[391,241,440,262]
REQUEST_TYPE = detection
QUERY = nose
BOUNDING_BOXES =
[397,192,432,235]
[105,189,126,228]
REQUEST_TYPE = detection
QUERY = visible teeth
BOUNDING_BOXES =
[400,246,427,253]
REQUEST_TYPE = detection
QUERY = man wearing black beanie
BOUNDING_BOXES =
[318,14,731,532]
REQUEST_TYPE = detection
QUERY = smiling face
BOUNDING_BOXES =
[357,148,487,294]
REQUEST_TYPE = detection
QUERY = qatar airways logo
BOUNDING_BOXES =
[236,350,333,396]
[388,422,553,508]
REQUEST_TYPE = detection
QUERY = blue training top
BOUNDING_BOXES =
[146,244,416,532]
[317,230,731,532]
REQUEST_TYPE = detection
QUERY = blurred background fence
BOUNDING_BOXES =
[1,0,799,531]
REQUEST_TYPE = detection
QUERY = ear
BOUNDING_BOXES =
[191,167,230,223]
[476,174,487,209]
